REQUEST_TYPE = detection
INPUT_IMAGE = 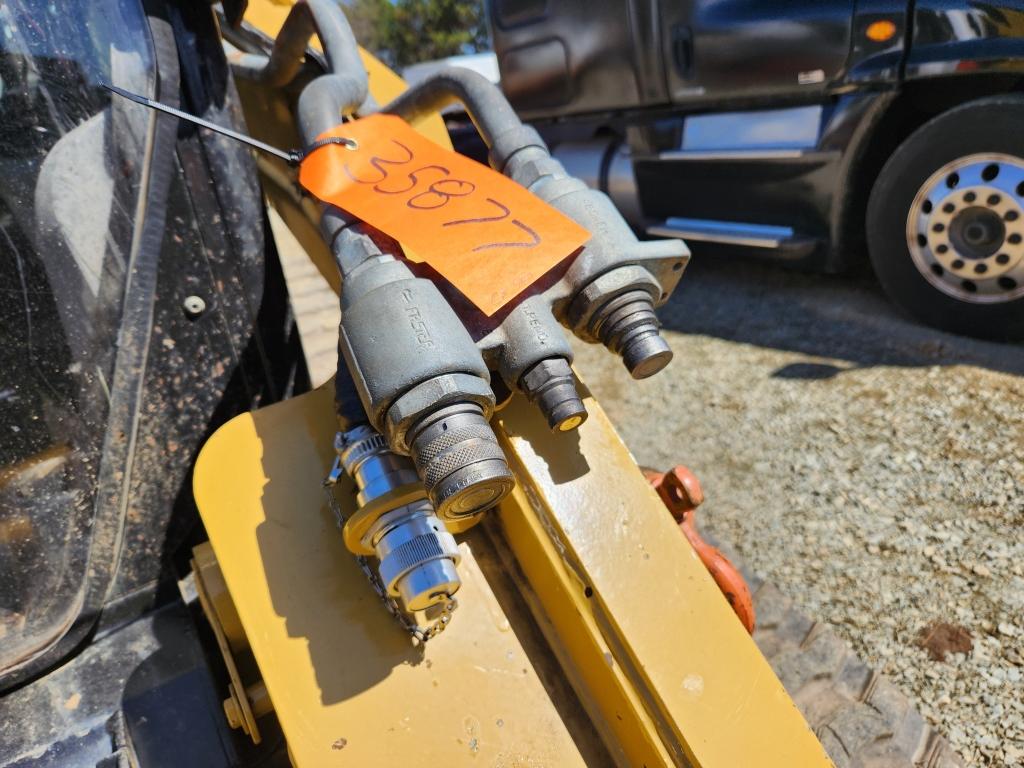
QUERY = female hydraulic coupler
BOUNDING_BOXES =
[336,244,514,519]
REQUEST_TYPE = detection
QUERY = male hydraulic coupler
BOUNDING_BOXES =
[492,296,587,432]
[380,70,686,380]
[493,128,686,380]
[519,358,586,432]
[336,426,461,611]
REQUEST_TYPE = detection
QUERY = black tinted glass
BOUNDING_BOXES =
[0,0,154,673]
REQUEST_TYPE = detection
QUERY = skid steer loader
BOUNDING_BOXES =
[0,1,962,765]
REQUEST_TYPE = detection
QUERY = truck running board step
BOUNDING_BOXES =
[647,217,820,258]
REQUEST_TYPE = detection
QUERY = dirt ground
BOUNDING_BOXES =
[571,254,1024,767]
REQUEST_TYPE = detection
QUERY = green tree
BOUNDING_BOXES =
[345,0,489,69]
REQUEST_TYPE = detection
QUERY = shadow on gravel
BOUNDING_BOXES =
[772,362,847,380]
[659,254,1024,377]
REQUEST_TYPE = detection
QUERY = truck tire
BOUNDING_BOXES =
[748,576,964,768]
[866,96,1024,340]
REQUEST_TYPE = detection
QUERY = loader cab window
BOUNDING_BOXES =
[0,0,154,674]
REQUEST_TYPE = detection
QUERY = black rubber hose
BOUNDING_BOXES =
[261,0,364,91]
[381,67,535,155]
[257,0,368,141]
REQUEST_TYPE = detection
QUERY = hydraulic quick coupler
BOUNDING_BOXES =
[333,425,461,613]
[383,68,689,385]
[492,125,687,380]
[334,235,514,520]
[273,0,690,633]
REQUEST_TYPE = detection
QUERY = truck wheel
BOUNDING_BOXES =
[867,97,1024,339]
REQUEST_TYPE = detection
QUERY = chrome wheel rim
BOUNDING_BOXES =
[907,152,1024,304]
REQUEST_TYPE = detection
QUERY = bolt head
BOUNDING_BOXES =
[183,295,206,318]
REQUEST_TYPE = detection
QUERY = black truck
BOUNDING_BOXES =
[486,0,1024,339]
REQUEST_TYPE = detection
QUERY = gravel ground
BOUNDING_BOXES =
[571,255,1024,767]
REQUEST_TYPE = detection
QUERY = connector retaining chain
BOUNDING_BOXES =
[322,457,456,643]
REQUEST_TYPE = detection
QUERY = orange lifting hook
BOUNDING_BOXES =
[643,466,756,634]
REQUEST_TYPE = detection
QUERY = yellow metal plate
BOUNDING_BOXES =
[494,386,834,767]
[193,380,587,767]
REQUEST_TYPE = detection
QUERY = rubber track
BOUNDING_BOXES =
[745,570,965,768]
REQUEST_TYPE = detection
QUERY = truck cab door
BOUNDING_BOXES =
[663,0,856,105]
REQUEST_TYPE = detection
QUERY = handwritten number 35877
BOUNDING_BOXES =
[344,139,541,252]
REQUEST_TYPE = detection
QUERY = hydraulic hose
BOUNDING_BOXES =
[263,0,375,277]
[260,0,365,91]
[257,0,369,141]
[381,67,544,166]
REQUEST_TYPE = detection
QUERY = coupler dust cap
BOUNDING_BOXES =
[336,426,463,612]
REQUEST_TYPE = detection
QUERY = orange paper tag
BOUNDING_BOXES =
[298,114,590,315]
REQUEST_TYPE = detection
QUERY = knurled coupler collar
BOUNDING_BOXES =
[405,401,515,521]
[385,376,513,520]
[384,373,495,454]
